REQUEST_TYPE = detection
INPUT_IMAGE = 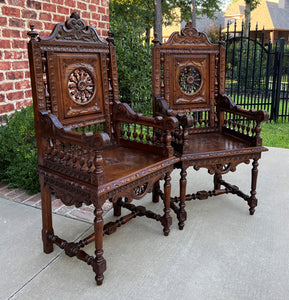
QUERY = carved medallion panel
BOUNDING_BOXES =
[48,52,104,122]
[170,54,211,109]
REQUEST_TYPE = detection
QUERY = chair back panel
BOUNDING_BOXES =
[152,22,226,127]
[28,13,116,132]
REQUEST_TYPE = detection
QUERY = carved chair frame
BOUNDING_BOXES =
[27,13,179,285]
[151,23,269,229]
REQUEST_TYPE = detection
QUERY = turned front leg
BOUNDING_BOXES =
[152,180,160,203]
[248,158,259,215]
[92,206,107,285]
[178,168,187,230]
[162,173,172,236]
[40,174,54,254]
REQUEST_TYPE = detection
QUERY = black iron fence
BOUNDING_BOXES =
[224,22,289,122]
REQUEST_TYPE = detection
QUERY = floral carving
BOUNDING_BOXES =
[179,66,202,95]
[68,68,95,105]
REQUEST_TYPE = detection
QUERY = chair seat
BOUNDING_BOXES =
[181,132,267,159]
[99,145,179,194]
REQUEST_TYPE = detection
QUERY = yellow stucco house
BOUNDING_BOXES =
[224,0,289,42]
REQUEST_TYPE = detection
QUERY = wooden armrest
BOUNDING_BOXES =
[113,101,178,131]
[155,97,193,128]
[155,97,174,117]
[39,111,110,149]
[218,94,269,122]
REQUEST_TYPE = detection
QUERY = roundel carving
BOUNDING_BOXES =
[179,66,202,95]
[68,68,95,105]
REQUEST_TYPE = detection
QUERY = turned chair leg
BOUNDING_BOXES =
[152,180,160,203]
[113,198,121,217]
[248,158,259,215]
[214,173,222,190]
[92,205,106,286]
[178,168,187,230]
[40,174,54,254]
[162,173,172,236]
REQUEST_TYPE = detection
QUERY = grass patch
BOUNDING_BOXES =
[261,121,289,148]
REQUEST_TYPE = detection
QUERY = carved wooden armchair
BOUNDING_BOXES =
[152,23,269,229]
[27,13,179,285]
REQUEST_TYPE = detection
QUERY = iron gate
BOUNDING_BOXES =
[225,22,289,122]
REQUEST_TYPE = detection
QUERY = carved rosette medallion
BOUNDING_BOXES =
[179,66,201,95]
[68,68,95,105]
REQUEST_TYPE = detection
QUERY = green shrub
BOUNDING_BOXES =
[110,4,153,116]
[0,105,40,194]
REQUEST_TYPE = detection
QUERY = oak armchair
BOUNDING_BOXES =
[152,23,269,229]
[27,12,179,285]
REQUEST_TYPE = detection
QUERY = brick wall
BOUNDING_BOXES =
[0,0,109,122]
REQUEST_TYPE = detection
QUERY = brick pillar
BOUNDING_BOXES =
[0,0,109,122]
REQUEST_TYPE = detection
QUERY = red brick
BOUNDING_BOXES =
[64,0,76,7]
[28,20,43,30]
[7,91,24,101]
[0,103,15,114]
[77,1,87,10]
[0,82,13,91]
[53,14,65,23]
[16,99,32,109]
[12,40,27,49]
[9,17,25,28]
[5,188,26,199]
[52,0,62,4]
[26,0,42,10]
[6,71,24,80]
[22,193,41,205]
[0,94,5,103]
[8,0,25,6]
[2,6,21,17]
[57,6,69,15]
[52,198,65,211]
[89,4,97,11]
[101,30,108,38]
[0,61,11,70]
[0,73,4,81]
[92,0,100,4]
[0,40,12,49]
[25,90,32,98]
[101,0,108,6]
[43,3,56,12]
[25,70,30,78]
[98,21,106,29]
[91,13,100,21]
[102,15,108,21]
[12,60,29,70]
[14,192,34,203]
[82,12,90,19]
[22,9,37,19]
[0,17,7,26]
[3,29,21,38]
[98,6,105,14]
[15,80,30,90]
[39,12,52,21]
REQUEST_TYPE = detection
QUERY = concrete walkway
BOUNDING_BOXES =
[1,147,289,300]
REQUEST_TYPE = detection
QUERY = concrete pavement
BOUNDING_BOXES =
[1,147,289,300]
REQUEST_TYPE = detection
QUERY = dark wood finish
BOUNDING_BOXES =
[27,13,179,285]
[152,22,269,228]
